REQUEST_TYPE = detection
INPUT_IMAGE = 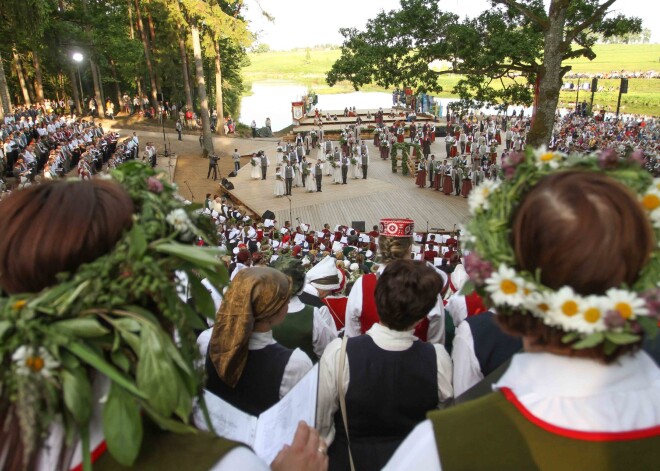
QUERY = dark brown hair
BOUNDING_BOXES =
[376,259,442,331]
[0,179,134,294]
[378,235,413,263]
[500,171,654,361]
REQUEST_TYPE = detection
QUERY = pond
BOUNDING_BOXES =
[238,81,535,132]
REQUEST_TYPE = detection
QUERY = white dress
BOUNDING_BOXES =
[351,159,360,179]
[306,166,316,192]
[274,169,285,197]
[294,163,303,187]
[250,158,261,179]
[325,156,333,176]
[333,164,342,184]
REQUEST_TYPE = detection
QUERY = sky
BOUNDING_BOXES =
[244,0,660,50]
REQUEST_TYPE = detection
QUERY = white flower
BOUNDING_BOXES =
[468,180,501,214]
[533,145,562,169]
[524,291,552,320]
[577,296,608,334]
[605,288,648,320]
[640,187,660,229]
[545,287,585,330]
[12,346,59,378]
[485,264,526,307]
[166,208,194,234]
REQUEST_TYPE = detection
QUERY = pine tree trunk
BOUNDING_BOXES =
[127,0,135,39]
[32,51,44,103]
[12,49,31,106]
[134,0,159,110]
[191,22,214,156]
[95,61,106,107]
[110,60,123,109]
[136,77,144,110]
[69,67,82,114]
[527,0,570,148]
[0,52,12,115]
[178,30,193,111]
[90,59,105,116]
[213,40,225,136]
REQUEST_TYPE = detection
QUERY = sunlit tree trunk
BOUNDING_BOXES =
[110,59,123,109]
[0,53,12,115]
[191,22,214,156]
[32,51,44,103]
[134,0,159,109]
[90,59,105,116]
[213,40,225,135]
[12,48,31,106]
[178,29,193,111]
[69,67,82,114]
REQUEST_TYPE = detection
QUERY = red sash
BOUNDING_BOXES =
[360,273,380,333]
[465,291,487,317]
[324,297,348,330]
[413,317,429,341]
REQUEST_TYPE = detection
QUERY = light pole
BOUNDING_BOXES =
[72,52,84,105]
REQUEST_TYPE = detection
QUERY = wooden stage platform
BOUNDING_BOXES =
[228,140,470,232]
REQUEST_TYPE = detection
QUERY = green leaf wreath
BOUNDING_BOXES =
[0,162,227,470]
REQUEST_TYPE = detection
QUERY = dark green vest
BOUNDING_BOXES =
[272,304,316,363]
[94,418,242,471]
[429,391,660,471]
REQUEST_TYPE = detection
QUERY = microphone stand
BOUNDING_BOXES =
[285,195,292,224]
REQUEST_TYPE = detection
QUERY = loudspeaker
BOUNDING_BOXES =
[352,220,366,232]
[228,170,237,178]
[262,210,275,220]
[221,178,234,190]
[620,78,628,94]
[591,78,598,91]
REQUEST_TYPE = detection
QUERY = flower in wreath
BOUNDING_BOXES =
[166,208,194,236]
[12,346,59,378]
[577,295,608,334]
[467,179,501,214]
[485,264,527,307]
[605,288,648,321]
[640,184,660,229]
[545,286,585,330]
[533,145,563,169]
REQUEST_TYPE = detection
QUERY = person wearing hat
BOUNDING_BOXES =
[299,256,342,309]
[204,268,313,417]
[317,260,453,471]
[322,268,349,331]
[385,154,660,470]
[272,257,338,363]
[345,218,446,344]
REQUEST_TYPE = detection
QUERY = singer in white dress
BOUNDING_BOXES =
[305,163,316,192]
[294,163,304,187]
[333,162,342,184]
[274,166,285,197]
[250,157,261,180]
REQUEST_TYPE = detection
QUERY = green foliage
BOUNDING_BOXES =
[326,0,642,110]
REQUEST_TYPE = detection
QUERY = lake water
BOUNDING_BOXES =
[239,81,534,132]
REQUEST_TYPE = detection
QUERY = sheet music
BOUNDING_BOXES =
[294,233,305,244]
[253,365,319,465]
[193,390,258,446]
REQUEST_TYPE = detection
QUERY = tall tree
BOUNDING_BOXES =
[0,53,12,115]
[32,51,45,103]
[12,49,31,106]
[134,0,159,109]
[190,21,214,155]
[327,0,641,147]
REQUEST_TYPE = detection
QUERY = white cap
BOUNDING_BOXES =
[450,264,469,292]
[306,256,341,291]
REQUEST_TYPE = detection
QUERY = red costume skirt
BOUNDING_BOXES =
[443,176,452,195]
[461,180,473,198]
[466,142,472,153]
[416,169,427,187]
[434,174,442,190]
[450,146,457,157]
[495,133,502,144]
[397,134,404,143]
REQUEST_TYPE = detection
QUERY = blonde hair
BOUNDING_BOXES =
[378,235,412,264]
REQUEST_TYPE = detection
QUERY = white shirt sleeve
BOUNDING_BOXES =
[344,276,364,337]
[279,348,313,399]
[433,344,454,403]
[210,446,270,471]
[382,420,442,471]
[425,298,446,345]
[316,338,346,443]
[313,307,338,359]
[445,295,468,328]
[451,321,483,397]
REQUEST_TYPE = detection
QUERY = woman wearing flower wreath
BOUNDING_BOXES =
[384,148,660,470]
[250,153,262,180]
[0,165,327,471]
[274,165,285,198]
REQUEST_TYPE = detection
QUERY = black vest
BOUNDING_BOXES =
[205,342,293,416]
[465,312,522,377]
[328,335,437,471]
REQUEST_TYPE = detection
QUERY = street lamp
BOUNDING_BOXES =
[72,52,84,105]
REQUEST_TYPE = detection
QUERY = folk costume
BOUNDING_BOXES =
[345,219,445,344]
[416,160,427,188]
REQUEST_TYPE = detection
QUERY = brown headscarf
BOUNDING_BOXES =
[209,267,291,387]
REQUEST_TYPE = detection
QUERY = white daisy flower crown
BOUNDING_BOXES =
[463,146,660,351]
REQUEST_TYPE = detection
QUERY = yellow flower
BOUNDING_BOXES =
[641,193,660,211]
[606,289,648,320]
[12,300,27,311]
[561,300,579,317]
[540,152,555,162]
[583,307,601,323]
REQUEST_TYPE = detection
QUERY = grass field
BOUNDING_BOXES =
[242,44,660,115]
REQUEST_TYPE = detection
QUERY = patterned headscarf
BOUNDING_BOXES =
[209,267,291,387]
